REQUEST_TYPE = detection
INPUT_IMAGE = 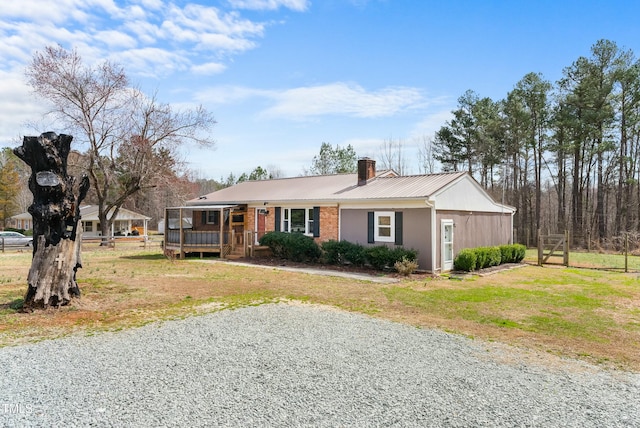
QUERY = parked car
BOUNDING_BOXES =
[0,231,33,247]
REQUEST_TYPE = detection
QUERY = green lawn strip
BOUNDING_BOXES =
[382,277,622,343]
[525,248,640,270]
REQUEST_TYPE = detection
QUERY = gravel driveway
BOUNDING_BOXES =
[1,303,638,427]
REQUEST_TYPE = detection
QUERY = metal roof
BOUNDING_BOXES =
[188,171,469,204]
[10,206,152,221]
[166,204,239,210]
[80,205,152,221]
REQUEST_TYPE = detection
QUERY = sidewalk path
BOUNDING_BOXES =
[195,259,400,284]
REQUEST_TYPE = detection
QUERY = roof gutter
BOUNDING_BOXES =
[425,198,437,274]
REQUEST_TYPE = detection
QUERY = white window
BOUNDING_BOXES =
[374,211,395,242]
[283,208,314,235]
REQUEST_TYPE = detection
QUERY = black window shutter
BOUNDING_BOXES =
[201,211,207,224]
[395,212,403,245]
[313,206,320,237]
[367,211,374,243]
[274,207,281,231]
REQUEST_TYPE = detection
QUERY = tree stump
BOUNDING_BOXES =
[13,132,89,309]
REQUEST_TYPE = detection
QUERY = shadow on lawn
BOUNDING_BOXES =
[0,298,25,312]
[120,254,167,261]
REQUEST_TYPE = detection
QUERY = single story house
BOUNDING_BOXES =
[164,159,515,273]
[9,206,151,239]
[6,212,33,231]
[80,205,151,238]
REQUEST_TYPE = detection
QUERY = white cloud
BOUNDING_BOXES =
[122,20,163,45]
[410,108,454,138]
[95,30,138,49]
[262,83,424,119]
[196,82,425,119]
[0,70,49,144]
[0,0,277,79]
[228,0,310,11]
[194,86,270,105]
[111,48,192,77]
[0,0,87,23]
[191,62,227,75]
[342,137,385,157]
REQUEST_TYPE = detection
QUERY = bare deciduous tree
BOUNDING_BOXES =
[378,137,408,175]
[26,45,216,243]
[416,135,436,174]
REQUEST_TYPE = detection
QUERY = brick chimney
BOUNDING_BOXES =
[357,158,376,186]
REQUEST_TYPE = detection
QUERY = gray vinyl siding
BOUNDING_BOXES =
[341,208,432,271]
[435,211,512,270]
[402,208,432,271]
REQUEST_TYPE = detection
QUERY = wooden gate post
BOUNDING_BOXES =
[625,233,629,273]
[537,229,543,266]
[563,230,569,267]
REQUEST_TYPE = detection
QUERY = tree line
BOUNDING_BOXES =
[432,39,640,247]
[3,39,639,250]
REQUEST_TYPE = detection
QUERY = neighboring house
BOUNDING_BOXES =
[9,206,151,239]
[6,212,33,231]
[164,158,515,273]
[80,206,151,238]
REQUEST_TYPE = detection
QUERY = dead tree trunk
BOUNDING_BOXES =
[13,132,89,309]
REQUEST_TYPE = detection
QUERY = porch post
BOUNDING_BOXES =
[219,207,224,259]
[179,208,184,259]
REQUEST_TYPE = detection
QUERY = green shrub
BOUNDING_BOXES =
[455,244,524,272]
[390,247,418,265]
[5,227,25,234]
[365,245,392,270]
[363,246,418,271]
[513,244,526,262]
[321,240,344,264]
[344,242,367,266]
[472,246,501,269]
[499,245,515,263]
[394,257,419,276]
[259,231,321,262]
[454,249,477,272]
[321,240,366,266]
[259,231,289,258]
[287,233,322,262]
[474,247,489,270]
[487,246,502,267]
[498,244,526,263]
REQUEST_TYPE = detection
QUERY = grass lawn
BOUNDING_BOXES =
[1,244,639,371]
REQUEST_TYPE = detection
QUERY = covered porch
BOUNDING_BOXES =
[164,205,250,259]
[80,205,151,239]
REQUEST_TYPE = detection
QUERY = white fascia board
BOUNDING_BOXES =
[337,199,429,210]
[262,201,338,208]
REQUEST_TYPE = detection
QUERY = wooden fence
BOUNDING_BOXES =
[538,230,569,266]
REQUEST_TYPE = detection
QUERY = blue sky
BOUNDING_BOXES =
[1,0,639,179]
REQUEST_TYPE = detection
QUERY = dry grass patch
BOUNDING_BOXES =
[1,248,639,371]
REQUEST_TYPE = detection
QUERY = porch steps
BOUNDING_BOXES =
[225,247,246,260]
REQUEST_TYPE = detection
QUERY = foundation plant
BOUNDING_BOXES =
[454,244,526,272]
[259,232,418,272]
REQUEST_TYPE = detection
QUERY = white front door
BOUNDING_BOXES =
[441,220,454,271]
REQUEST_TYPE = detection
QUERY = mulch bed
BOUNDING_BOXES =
[228,257,525,281]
